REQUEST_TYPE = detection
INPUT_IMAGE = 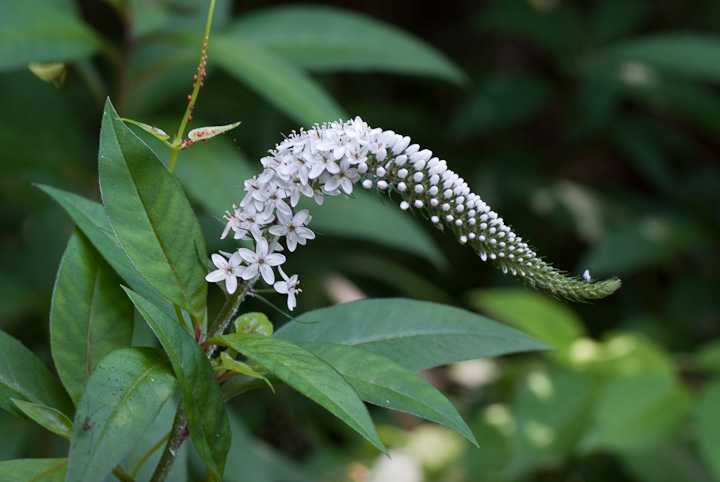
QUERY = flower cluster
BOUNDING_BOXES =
[207,117,620,308]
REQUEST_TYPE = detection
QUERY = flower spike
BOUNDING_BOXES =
[207,117,620,307]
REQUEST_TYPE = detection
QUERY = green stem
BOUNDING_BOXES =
[112,465,136,482]
[168,0,217,172]
[149,404,187,482]
[205,278,257,356]
[131,430,171,478]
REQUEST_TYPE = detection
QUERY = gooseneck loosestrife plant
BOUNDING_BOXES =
[0,3,620,481]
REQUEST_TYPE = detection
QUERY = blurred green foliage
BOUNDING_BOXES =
[1,0,719,480]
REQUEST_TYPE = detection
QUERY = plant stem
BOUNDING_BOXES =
[112,465,136,482]
[168,0,217,172]
[131,431,171,478]
[149,404,187,482]
[206,278,256,353]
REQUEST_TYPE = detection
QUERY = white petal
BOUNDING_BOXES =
[266,253,286,266]
[225,276,238,294]
[286,292,297,311]
[242,264,259,280]
[205,269,227,282]
[210,253,228,269]
[274,281,289,295]
[237,248,256,263]
[259,264,275,285]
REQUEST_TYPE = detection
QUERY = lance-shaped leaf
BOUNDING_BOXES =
[12,399,73,440]
[36,184,174,318]
[125,288,231,480]
[0,458,67,481]
[50,230,133,405]
[220,352,274,393]
[213,39,345,126]
[65,347,176,482]
[215,333,386,454]
[188,122,241,141]
[221,5,466,85]
[98,99,207,323]
[0,330,73,418]
[118,117,170,142]
[298,341,477,445]
[275,298,549,372]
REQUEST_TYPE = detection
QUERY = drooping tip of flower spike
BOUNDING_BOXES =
[206,116,620,307]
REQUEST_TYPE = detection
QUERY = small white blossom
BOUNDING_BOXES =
[205,251,244,294]
[273,267,301,311]
[237,237,286,285]
[268,209,315,252]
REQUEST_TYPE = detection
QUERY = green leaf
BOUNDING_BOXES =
[188,122,242,141]
[580,374,692,453]
[582,33,720,83]
[11,399,73,440]
[118,117,170,142]
[215,333,386,453]
[235,313,273,336]
[0,3,101,71]
[98,99,207,323]
[466,288,585,356]
[65,347,176,482]
[36,184,174,317]
[125,288,230,480]
[213,39,345,126]
[297,342,477,445]
[50,230,133,405]
[505,367,597,478]
[695,338,720,374]
[223,5,466,85]
[0,458,67,481]
[300,191,448,271]
[695,380,720,480]
[220,353,274,393]
[596,332,677,377]
[275,298,548,371]
[0,330,73,418]
[619,441,717,482]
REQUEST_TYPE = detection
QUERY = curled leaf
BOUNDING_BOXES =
[220,352,275,393]
[117,117,170,141]
[188,121,242,141]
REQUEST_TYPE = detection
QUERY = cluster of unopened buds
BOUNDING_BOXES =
[206,117,621,309]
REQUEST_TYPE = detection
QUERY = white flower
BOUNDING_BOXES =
[239,176,268,210]
[273,267,300,311]
[207,116,620,304]
[237,237,286,285]
[323,159,359,195]
[308,154,340,180]
[234,206,275,240]
[268,209,315,252]
[221,205,242,240]
[205,251,245,294]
